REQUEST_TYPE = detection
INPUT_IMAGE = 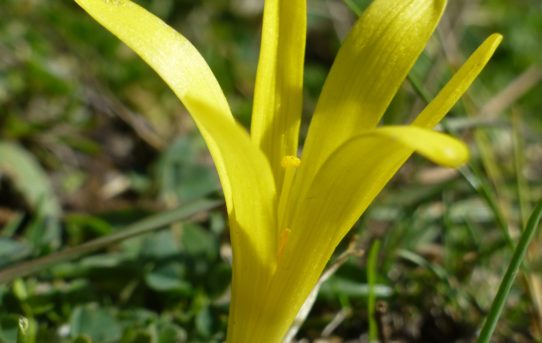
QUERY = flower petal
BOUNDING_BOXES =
[74,0,278,306]
[301,0,446,183]
[251,0,306,186]
[289,126,468,238]
[74,0,236,197]
[413,34,503,128]
[259,126,468,342]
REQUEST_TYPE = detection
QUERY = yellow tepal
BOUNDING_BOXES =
[74,0,501,341]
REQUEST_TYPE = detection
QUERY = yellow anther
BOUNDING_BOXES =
[277,228,292,260]
[278,156,300,240]
[281,155,301,169]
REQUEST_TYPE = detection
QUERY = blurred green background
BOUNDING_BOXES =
[0,0,541,342]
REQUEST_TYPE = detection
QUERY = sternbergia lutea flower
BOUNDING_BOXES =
[74,0,501,341]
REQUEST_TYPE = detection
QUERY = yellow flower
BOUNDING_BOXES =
[74,0,501,341]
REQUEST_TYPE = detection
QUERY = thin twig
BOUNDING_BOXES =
[0,200,221,284]
[480,67,542,118]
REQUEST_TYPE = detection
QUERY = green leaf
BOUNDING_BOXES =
[156,136,219,204]
[70,305,122,342]
[140,231,179,259]
[72,336,93,343]
[0,239,30,268]
[0,315,19,343]
[145,264,191,294]
[181,224,217,259]
[129,332,152,343]
[157,323,186,343]
[195,304,212,337]
[0,142,60,218]
[0,142,62,250]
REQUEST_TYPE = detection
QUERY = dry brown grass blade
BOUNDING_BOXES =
[480,66,542,118]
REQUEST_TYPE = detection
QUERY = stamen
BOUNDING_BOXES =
[277,228,292,260]
[278,156,301,235]
[281,155,301,169]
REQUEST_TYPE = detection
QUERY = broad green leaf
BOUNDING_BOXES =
[70,305,122,342]
[0,142,60,218]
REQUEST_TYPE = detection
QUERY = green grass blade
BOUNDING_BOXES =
[0,200,221,284]
[477,199,542,343]
[407,74,431,104]
[341,0,362,16]
[460,166,515,250]
[512,111,531,228]
[367,239,381,342]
